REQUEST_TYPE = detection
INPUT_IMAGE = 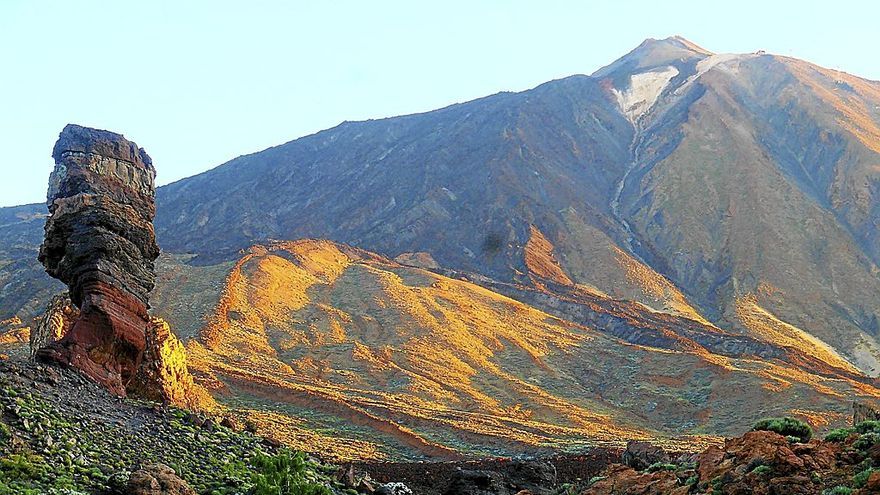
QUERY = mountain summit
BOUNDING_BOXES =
[592,35,712,78]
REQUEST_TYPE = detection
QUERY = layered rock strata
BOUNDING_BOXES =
[36,124,161,395]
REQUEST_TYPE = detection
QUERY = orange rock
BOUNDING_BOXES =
[696,444,726,480]
[865,471,880,492]
[582,465,680,495]
[128,317,216,411]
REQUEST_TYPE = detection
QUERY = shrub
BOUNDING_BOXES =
[587,476,606,486]
[853,467,879,488]
[854,432,880,451]
[646,462,678,473]
[856,421,880,434]
[750,465,773,476]
[825,428,856,443]
[752,417,813,442]
[823,487,853,495]
[250,449,331,495]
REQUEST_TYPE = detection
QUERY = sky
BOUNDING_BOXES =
[1,0,877,207]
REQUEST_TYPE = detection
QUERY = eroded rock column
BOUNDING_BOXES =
[37,124,160,395]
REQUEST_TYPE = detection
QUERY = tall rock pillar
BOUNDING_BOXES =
[37,124,160,395]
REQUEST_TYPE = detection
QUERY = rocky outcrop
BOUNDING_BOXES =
[443,460,557,495]
[33,125,206,408]
[29,293,77,359]
[128,317,215,410]
[622,440,670,471]
[36,124,159,394]
[583,430,867,495]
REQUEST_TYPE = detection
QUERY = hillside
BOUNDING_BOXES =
[152,239,880,460]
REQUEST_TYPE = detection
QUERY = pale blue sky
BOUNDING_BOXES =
[1,0,877,207]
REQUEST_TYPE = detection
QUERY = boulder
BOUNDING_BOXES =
[622,440,670,471]
[443,461,556,495]
[127,463,196,495]
[376,482,414,495]
[444,468,506,495]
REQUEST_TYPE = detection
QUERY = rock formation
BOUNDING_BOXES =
[36,124,159,394]
[34,124,211,409]
[29,293,78,359]
[128,317,215,410]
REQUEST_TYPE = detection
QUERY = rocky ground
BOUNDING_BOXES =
[0,359,340,494]
[4,354,880,495]
[582,424,880,494]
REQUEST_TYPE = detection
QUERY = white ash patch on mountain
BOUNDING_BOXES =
[674,53,760,95]
[613,66,679,123]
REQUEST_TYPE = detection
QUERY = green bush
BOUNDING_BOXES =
[645,462,678,473]
[854,432,880,451]
[825,428,856,443]
[752,417,813,442]
[856,421,880,434]
[587,476,606,486]
[853,467,879,488]
[749,465,772,476]
[250,449,331,495]
[823,487,853,495]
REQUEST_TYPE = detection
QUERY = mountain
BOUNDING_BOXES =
[154,35,880,375]
[2,36,880,459]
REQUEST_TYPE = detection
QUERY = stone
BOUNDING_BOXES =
[583,464,680,495]
[505,460,556,493]
[127,317,216,410]
[220,416,240,431]
[29,293,78,359]
[443,468,505,495]
[622,440,670,471]
[127,463,197,495]
[855,402,880,424]
[36,124,159,395]
[376,482,414,495]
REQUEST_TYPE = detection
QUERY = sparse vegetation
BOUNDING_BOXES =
[825,427,855,442]
[853,432,880,451]
[855,420,880,434]
[823,487,853,495]
[750,465,773,476]
[645,462,678,472]
[752,417,813,442]
[853,467,879,488]
[0,363,339,495]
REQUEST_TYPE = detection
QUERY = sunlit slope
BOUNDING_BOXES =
[184,240,880,460]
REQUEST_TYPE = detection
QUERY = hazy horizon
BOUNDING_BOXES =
[1,0,877,207]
